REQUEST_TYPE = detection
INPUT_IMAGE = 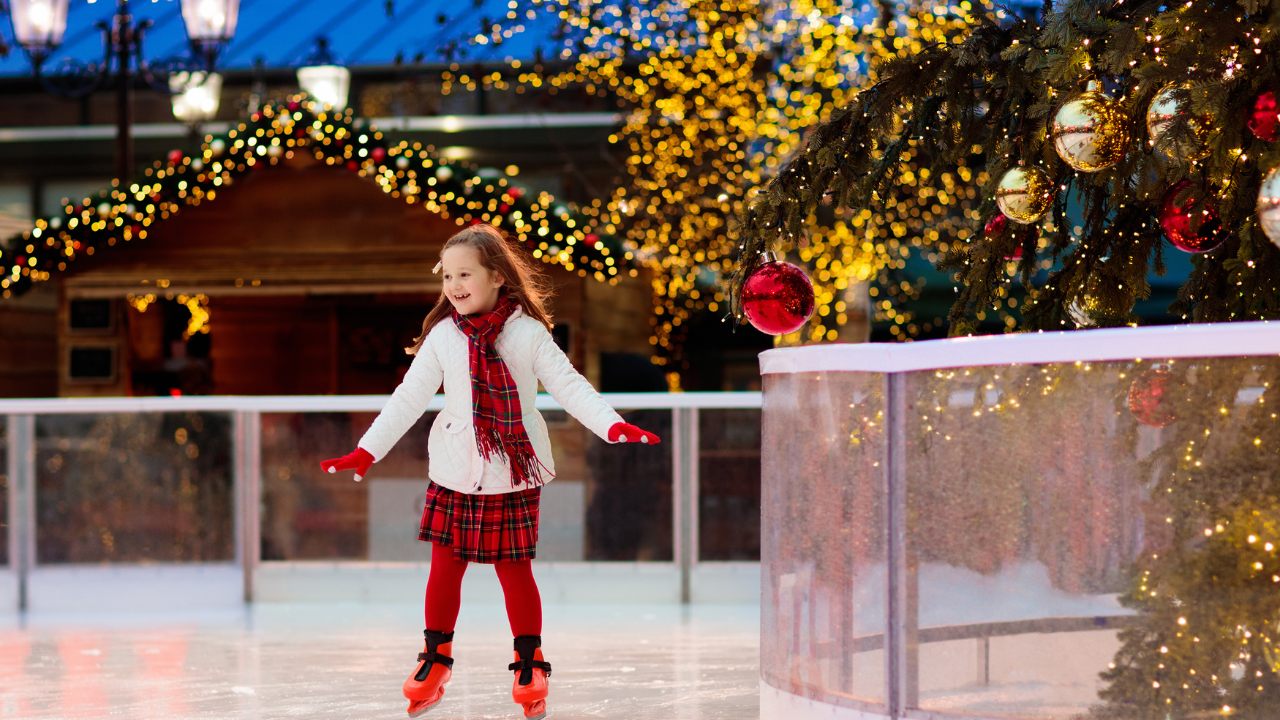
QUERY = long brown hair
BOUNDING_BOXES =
[407,223,554,355]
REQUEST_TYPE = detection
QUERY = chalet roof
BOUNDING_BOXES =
[1,99,630,298]
[0,0,554,77]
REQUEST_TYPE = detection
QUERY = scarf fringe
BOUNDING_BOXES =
[476,426,548,488]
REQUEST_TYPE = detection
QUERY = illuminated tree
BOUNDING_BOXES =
[437,0,976,376]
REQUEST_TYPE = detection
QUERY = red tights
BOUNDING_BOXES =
[424,542,542,637]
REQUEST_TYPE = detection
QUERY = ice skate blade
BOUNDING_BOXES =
[407,695,442,718]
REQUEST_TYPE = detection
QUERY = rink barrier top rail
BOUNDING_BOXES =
[0,390,761,414]
[759,319,1280,374]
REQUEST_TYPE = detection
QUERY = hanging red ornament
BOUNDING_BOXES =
[983,213,1030,260]
[287,101,300,111]
[1249,92,1280,142]
[1127,366,1177,428]
[742,253,815,336]
[499,203,510,213]
[1159,181,1225,253]
[585,233,599,244]
[371,147,386,162]
[167,149,184,165]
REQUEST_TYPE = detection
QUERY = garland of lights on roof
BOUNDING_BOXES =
[0,97,629,299]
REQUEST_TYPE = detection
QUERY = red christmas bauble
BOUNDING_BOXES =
[983,213,1029,260]
[287,101,299,111]
[585,233,599,244]
[742,256,815,336]
[1127,367,1177,427]
[1249,92,1280,142]
[1160,181,1225,253]
[167,149,184,165]
[499,203,510,213]
[345,160,359,171]
[371,147,386,162]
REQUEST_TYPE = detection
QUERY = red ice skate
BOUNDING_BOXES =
[509,635,552,719]
[403,629,454,717]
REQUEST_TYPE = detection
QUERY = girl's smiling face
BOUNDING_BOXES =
[440,244,505,315]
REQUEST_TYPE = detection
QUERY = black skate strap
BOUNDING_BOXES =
[418,651,455,669]
[508,658,552,685]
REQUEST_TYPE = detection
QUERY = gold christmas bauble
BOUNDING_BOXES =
[1051,83,1129,172]
[1258,165,1280,249]
[1146,83,1211,163]
[995,166,1054,224]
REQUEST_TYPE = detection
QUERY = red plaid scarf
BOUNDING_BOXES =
[453,294,543,487]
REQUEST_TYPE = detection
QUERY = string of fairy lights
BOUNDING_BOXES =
[436,0,977,363]
[0,96,626,300]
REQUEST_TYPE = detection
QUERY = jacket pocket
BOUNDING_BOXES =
[438,411,471,434]
[428,411,476,489]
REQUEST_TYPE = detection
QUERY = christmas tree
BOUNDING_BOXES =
[730,0,1280,334]
[1092,358,1280,718]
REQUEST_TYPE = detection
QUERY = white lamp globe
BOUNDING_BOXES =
[298,64,350,111]
[10,0,70,64]
[170,72,223,124]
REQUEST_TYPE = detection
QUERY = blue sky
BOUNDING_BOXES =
[0,0,558,75]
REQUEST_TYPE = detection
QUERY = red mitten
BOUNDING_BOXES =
[608,422,661,445]
[320,447,375,482]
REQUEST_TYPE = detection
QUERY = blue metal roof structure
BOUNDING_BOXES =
[0,0,561,76]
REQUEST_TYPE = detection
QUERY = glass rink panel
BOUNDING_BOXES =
[34,412,234,564]
[700,408,761,561]
[259,408,672,563]
[759,323,1280,720]
[902,357,1280,718]
[0,415,7,566]
[761,371,888,711]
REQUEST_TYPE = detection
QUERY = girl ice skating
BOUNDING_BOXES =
[320,223,660,719]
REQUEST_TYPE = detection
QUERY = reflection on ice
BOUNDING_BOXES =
[0,602,759,719]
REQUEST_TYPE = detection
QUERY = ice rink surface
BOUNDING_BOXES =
[0,602,760,720]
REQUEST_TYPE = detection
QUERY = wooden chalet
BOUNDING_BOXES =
[6,149,653,398]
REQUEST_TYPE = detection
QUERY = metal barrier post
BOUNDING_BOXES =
[885,374,919,716]
[672,406,700,604]
[235,411,262,603]
[7,414,34,612]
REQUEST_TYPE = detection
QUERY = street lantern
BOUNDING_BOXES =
[5,0,241,180]
[297,37,349,111]
[180,0,239,69]
[8,0,70,65]
[170,72,222,124]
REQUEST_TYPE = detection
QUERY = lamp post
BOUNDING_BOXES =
[6,0,239,181]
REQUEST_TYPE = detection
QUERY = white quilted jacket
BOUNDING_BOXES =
[357,307,624,494]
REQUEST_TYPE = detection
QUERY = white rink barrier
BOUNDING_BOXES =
[757,321,1280,720]
[2,392,762,611]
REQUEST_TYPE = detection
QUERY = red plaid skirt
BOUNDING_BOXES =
[419,482,541,563]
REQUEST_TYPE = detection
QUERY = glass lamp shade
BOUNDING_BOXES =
[297,65,350,111]
[170,72,223,124]
[180,0,239,61]
[10,0,70,60]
